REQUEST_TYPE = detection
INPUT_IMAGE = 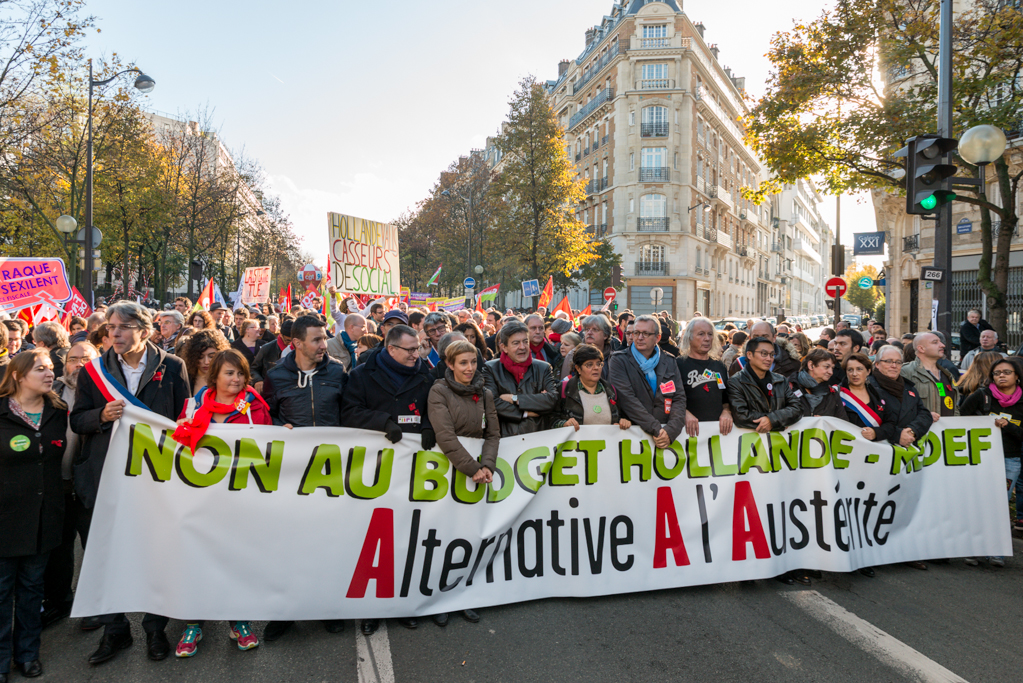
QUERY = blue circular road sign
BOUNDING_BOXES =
[463,277,476,289]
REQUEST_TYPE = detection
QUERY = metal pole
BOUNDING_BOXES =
[84,60,95,307]
[934,0,954,352]
[466,193,473,308]
[833,194,841,328]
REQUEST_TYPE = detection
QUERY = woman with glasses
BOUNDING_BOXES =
[961,357,1023,567]
[189,310,214,331]
[554,344,632,431]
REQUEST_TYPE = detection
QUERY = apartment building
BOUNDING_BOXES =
[544,0,782,317]
[771,179,833,317]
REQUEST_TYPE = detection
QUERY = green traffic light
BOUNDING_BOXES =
[921,194,937,210]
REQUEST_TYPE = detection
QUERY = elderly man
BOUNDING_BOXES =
[902,332,959,422]
[421,311,450,367]
[456,309,471,325]
[607,314,686,448]
[70,303,191,664]
[960,329,1003,370]
[326,313,366,370]
[959,308,994,357]
[86,311,106,334]
[483,319,558,436]
[727,321,800,378]
[157,311,184,353]
[835,320,851,332]
[560,314,619,381]
[524,314,562,375]
[32,321,71,377]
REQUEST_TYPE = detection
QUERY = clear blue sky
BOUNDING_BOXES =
[83,0,877,266]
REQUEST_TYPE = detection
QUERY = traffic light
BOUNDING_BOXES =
[896,135,958,215]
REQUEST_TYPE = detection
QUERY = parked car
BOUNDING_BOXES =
[712,317,749,331]
[841,314,862,330]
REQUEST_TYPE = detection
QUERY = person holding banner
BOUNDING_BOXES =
[484,320,558,437]
[426,338,502,627]
[789,349,847,420]
[676,318,732,438]
[0,349,66,681]
[554,344,632,432]
[902,333,960,421]
[607,315,686,449]
[169,349,270,656]
[69,302,191,664]
[839,354,890,441]
[727,336,802,434]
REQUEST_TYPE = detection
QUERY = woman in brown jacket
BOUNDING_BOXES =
[426,339,500,627]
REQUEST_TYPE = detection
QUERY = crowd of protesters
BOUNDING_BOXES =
[0,292,1019,679]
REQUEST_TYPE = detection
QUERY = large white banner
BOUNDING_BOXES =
[73,408,1012,621]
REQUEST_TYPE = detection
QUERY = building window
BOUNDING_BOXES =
[641,106,668,137]
[639,244,665,269]
[629,111,635,126]
[640,193,667,217]
[696,247,702,268]
[643,24,667,38]
[630,152,635,170]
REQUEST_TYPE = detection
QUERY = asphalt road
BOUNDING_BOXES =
[33,533,1023,683]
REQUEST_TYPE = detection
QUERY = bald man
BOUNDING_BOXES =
[902,332,959,421]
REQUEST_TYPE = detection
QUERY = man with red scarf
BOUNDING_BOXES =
[483,319,558,436]
[524,314,562,376]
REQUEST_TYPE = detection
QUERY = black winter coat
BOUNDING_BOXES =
[70,343,191,509]
[789,377,848,420]
[867,375,933,445]
[483,358,558,436]
[961,386,1023,458]
[607,347,686,440]
[0,398,66,557]
[960,318,994,357]
[263,352,346,427]
[230,337,258,366]
[728,366,803,430]
[342,347,433,435]
[251,338,284,384]
[839,381,898,440]
[554,376,622,427]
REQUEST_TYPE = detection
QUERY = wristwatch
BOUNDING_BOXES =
[511,395,518,404]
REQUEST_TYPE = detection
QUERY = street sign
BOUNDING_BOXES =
[957,218,972,234]
[858,276,873,289]
[603,287,617,302]
[825,277,847,298]
[463,277,476,289]
[921,267,945,282]
[853,232,885,255]
[521,279,540,298]
[76,227,103,246]
[874,276,886,287]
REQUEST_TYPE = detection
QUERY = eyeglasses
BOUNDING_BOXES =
[877,359,903,366]
[389,345,420,355]
[632,331,658,339]
[106,324,140,333]
[754,351,776,358]
[993,369,1016,377]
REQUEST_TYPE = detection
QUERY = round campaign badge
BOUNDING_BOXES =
[9,435,30,452]
[593,405,602,413]
[944,396,953,410]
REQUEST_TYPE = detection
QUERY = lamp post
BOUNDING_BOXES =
[55,215,80,287]
[85,60,155,306]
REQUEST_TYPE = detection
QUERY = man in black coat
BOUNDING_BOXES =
[525,313,562,376]
[251,318,292,393]
[69,302,191,665]
[341,324,436,635]
[959,308,994,358]
[483,320,558,436]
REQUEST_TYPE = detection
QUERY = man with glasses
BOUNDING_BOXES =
[727,321,800,379]
[69,303,191,665]
[156,311,184,353]
[342,324,435,636]
[421,311,450,367]
[261,315,348,641]
[608,314,686,448]
[727,335,802,433]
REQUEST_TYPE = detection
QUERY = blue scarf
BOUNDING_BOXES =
[377,349,421,391]
[631,343,660,395]
[341,331,357,360]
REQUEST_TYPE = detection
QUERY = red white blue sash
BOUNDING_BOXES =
[840,387,881,428]
[83,357,150,411]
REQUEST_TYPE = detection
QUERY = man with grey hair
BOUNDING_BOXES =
[608,314,686,448]
[327,313,366,370]
[959,329,1004,370]
[70,302,191,664]
[525,313,562,375]
[422,311,450,367]
[157,310,185,353]
[32,320,71,377]
[484,319,558,436]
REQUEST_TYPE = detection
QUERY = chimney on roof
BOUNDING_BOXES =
[732,76,745,92]
[585,27,596,46]
[694,22,705,38]
[709,44,719,59]
[723,66,732,78]
[559,60,570,77]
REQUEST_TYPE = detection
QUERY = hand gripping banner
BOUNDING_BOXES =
[73,402,1012,621]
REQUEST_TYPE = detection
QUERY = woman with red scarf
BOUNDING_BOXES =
[170,349,270,658]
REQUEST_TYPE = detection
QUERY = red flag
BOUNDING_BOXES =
[193,278,215,312]
[552,296,573,319]
[65,286,92,318]
[475,296,485,315]
[537,276,554,310]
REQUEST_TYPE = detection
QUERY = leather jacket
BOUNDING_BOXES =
[727,365,803,430]
[482,358,558,436]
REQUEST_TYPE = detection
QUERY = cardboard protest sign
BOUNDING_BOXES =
[0,258,73,313]
[328,213,400,297]
[241,266,273,305]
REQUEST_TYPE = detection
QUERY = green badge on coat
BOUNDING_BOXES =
[593,405,602,413]
[9,435,30,452]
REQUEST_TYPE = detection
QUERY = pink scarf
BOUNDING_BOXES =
[989,382,1022,408]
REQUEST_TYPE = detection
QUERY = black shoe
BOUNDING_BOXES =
[806,569,823,579]
[361,619,379,635]
[774,574,795,585]
[40,601,72,629]
[858,566,876,578]
[432,613,449,627]
[263,621,294,641]
[146,630,170,661]
[793,574,812,586]
[461,609,480,623]
[322,620,345,634]
[397,618,418,629]
[17,661,42,678]
[88,632,133,665]
[906,561,928,570]
[80,615,103,631]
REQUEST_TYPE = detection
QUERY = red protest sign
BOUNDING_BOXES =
[65,286,92,318]
[0,258,73,313]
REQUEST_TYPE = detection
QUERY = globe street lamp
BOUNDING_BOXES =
[958,124,1008,168]
[85,60,155,305]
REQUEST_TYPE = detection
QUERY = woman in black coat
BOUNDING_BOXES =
[553,344,632,430]
[0,349,67,680]
[788,348,847,419]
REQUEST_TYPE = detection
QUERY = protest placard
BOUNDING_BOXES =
[0,257,73,313]
[328,213,400,296]
[241,266,273,304]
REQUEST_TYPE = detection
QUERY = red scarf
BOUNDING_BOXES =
[500,352,533,384]
[529,341,546,361]
[549,333,562,344]
[276,335,287,351]
[173,386,270,454]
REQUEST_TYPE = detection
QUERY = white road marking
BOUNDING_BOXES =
[782,590,969,683]
[356,621,396,683]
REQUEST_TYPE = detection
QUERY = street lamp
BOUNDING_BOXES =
[687,202,712,213]
[958,124,1008,168]
[85,60,155,306]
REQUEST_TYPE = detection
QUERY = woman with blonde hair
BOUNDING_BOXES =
[790,332,812,360]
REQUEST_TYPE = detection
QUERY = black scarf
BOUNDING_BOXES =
[378,348,421,390]
[871,367,904,399]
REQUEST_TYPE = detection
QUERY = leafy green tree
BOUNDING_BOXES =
[843,264,881,315]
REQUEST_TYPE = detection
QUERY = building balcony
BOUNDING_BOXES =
[635,261,670,276]
[569,88,616,130]
[716,230,733,249]
[637,217,669,232]
[709,185,733,213]
[903,234,920,252]
[696,177,707,195]
[639,166,670,182]
[637,79,676,90]
[793,237,822,263]
[590,223,609,238]
[583,146,590,156]
[629,35,691,51]
[737,245,750,257]
[592,137,600,150]
[640,122,669,137]
[572,42,628,95]
[575,152,581,161]
[586,176,609,194]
